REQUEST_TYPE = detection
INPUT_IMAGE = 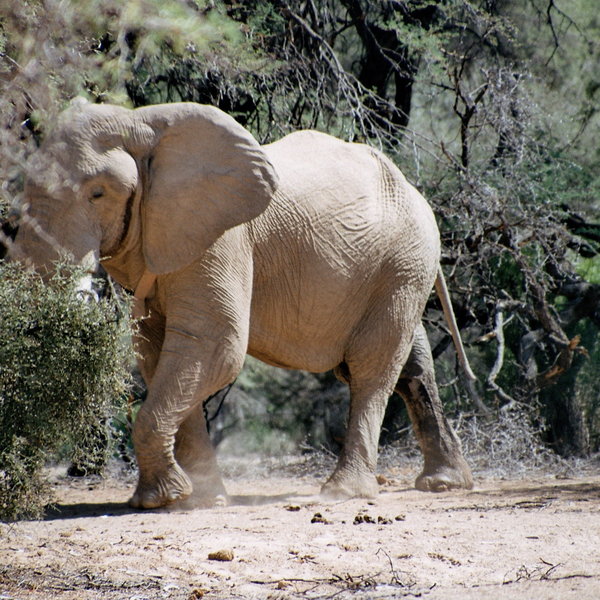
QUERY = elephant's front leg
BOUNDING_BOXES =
[396,323,473,492]
[173,403,227,508]
[129,333,238,509]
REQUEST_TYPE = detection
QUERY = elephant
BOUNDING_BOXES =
[12,99,474,509]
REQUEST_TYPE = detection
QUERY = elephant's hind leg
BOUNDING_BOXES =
[321,307,416,500]
[396,323,473,492]
[321,379,393,499]
[134,308,165,385]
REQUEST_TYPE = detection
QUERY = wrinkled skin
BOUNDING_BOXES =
[13,100,473,509]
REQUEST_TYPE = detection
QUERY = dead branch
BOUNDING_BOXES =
[486,302,516,404]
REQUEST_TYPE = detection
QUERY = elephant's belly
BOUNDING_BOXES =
[247,283,362,373]
[247,334,344,373]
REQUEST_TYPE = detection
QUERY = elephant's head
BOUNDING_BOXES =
[13,99,278,284]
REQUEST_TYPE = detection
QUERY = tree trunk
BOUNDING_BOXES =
[542,363,590,457]
[341,1,440,129]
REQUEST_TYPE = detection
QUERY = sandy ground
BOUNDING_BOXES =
[1,456,600,600]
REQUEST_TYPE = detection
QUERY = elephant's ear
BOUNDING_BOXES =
[137,103,278,274]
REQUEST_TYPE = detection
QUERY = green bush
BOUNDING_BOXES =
[0,262,132,521]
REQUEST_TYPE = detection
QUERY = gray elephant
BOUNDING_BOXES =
[13,100,474,509]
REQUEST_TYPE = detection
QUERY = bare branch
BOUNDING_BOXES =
[486,302,516,404]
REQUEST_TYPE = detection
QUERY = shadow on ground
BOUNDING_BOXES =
[44,501,133,521]
[469,479,600,500]
[43,491,317,521]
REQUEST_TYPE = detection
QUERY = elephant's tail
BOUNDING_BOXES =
[434,267,476,381]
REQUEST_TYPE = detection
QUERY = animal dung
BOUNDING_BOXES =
[208,549,234,561]
[353,513,393,525]
[310,512,331,524]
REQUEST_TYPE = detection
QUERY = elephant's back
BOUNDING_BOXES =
[260,130,439,272]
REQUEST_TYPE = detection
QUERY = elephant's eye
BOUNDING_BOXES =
[90,186,105,201]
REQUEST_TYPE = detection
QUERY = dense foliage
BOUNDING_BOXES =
[1,0,599,496]
[0,264,131,520]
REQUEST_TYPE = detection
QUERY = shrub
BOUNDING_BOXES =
[0,262,132,521]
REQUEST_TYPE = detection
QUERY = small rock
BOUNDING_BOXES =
[208,549,234,561]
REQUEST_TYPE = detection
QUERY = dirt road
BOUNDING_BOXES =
[1,459,599,599]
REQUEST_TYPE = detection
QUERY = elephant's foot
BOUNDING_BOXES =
[320,469,379,500]
[129,463,193,509]
[177,492,229,510]
[176,467,229,509]
[415,459,473,493]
